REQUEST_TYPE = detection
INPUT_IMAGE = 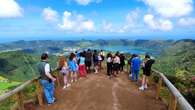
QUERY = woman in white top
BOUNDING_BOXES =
[113,53,120,76]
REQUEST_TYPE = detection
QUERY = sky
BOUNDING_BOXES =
[0,0,195,41]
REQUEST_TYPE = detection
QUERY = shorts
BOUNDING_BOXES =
[143,69,151,76]
[85,61,92,67]
[94,61,99,66]
[113,63,119,71]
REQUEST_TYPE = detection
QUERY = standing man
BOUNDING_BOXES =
[131,54,142,82]
[38,53,56,105]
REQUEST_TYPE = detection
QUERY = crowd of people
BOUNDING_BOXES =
[37,49,155,105]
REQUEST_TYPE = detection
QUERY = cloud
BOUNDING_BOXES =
[119,9,140,33]
[143,0,193,18]
[178,17,195,26]
[42,7,59,23]
[0,0,23,18]
[144,14,173,31]
[67,0,102,6]
[58,11,95,32]
[102,20,114,32]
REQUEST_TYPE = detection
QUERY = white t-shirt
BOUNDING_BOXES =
[107,57,112,63]
[45,63,50,76]
[113,56,120,64]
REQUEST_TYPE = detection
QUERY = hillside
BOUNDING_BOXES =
[0,51,58,82]
[154,39,195,75]
[153,39,195,108]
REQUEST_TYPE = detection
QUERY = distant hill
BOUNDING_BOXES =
[154,39,195,76]
[0,39,174,54]
[0,51,58,81]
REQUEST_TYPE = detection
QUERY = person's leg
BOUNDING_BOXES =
[75,71,78,81]
[71,72,74,83]
[107,63,109,76]
[49,82,55,100]
[84,65,87,77]
[79,65,84,77]
[145,76,149,88]
[40,80,53,104]
[64,75,67,86]
[131,70,135,81]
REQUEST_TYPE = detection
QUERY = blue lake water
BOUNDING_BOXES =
[84,46,160,56]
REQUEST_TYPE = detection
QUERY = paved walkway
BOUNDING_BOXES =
[33,71,167,110]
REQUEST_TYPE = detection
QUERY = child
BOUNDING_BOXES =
[107,53,113,79]
[68,53,78,83]
[78,52,87,77]
[58,55,71,89]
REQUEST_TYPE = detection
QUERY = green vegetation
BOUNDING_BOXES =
[154,39,195,108]
[0,51,58,82]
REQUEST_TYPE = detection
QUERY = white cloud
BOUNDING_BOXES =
[178,17,195,26]
[0,0,23,18]
[143,0,193,18]
[73,0,102,6]
[42,7,59,23]
[119,9,140,33]
[102,20,114,32]
[58,11,95,32]
[144,14,173,31]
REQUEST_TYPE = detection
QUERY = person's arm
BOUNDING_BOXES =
[45,64,56,81]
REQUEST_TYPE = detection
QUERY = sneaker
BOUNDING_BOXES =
[144,84,148,89]
[139,86,144,91]
[53,97,56,102]
[67,83,71,87]
[63,85,67,89]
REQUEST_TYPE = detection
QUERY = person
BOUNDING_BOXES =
[85,49,92,73]
[128,54,136,79]
[57,55,71,89]
[93,50,99,73]
[131,54,141,82]
[139,55,155,91]
[98,52,103,71]
[37,53,56,105]
[99,50,105,69]
[113,53,120,76]
[107,53,113,79]
[68,53,78,83]
[119,53,125,73]
[78,52,87,77]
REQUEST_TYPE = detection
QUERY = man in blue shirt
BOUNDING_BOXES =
[131,54,142,81]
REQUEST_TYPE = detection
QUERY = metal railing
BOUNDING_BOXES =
[153,69,194,110]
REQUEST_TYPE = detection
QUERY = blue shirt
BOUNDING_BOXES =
[79,57,85,65]
[131,57,142,71]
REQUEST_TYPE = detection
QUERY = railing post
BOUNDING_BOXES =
[168,93,177,110]
[156,78,162,99]
[16,91,24,110]
[35,80,44,106]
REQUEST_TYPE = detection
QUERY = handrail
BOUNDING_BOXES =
[152,69,194,110]
[0,77,39,102]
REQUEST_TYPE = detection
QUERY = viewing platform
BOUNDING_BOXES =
[0,69,194,110]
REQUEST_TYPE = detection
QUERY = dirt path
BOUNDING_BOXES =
[34,71,167,110]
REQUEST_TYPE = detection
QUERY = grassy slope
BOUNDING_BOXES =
[0,51,58,82]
